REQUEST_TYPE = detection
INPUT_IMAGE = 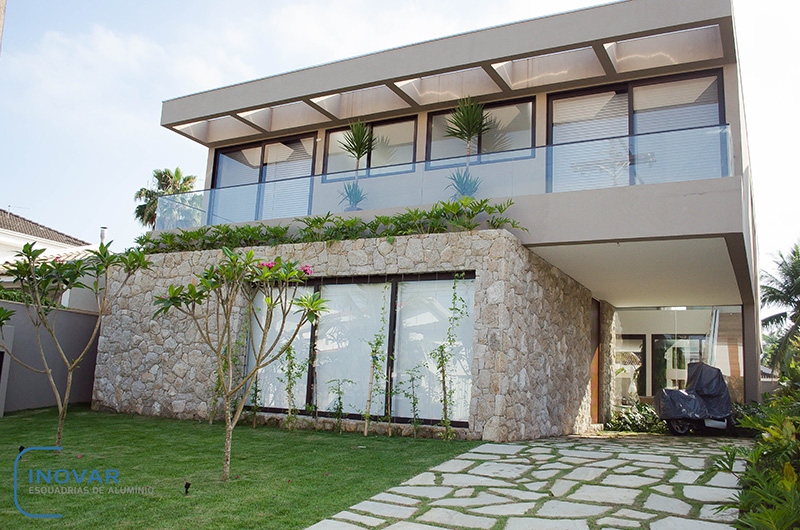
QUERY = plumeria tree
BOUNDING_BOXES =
[154,248,326,481]
[0,242,151,446]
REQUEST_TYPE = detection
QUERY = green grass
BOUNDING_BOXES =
[1,405,480,529]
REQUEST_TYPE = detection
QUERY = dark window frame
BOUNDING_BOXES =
[250,270,477,428]
[211,132,318,190]
[425,96,536,164]
[321,116,418,180]
[545,69,726,192]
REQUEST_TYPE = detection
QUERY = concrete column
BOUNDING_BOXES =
[742,302,762,402]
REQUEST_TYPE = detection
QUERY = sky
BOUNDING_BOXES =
[0,0,798,279]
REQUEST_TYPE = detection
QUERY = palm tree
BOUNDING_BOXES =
[444,97,492,198]
[134,167,197,228]
[761,241,800,371]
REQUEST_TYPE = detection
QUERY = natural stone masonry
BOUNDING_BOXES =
[93,230,594,441]
[308,434,751,530]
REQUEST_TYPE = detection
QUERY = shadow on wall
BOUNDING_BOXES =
[0,301,99,415]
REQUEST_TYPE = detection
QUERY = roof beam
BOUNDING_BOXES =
[592,42,618,76]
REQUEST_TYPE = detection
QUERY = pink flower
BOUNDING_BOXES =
[300,265,312,276]
[257,261,277,269]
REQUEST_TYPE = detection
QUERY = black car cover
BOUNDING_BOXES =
[653,362,732,420]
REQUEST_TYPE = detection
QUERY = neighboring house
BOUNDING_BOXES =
[95,0,760,440]
[0,209,99,312]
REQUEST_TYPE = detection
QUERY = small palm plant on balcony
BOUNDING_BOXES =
[445,97,491,198]
[338,121,375,210]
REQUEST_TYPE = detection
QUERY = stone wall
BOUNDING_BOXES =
[93,230,595,441]
[598,300,619,423]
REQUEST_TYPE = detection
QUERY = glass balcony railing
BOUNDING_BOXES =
[155,125,733,231]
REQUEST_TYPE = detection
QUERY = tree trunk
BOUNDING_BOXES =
[364,361,375,437]
[222,399,233,482]
[56,370,75,447]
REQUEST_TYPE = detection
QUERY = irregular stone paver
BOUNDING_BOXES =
[650,516,736,529]
[644,493,692,516]
[442,473,512,487]
[471,502,537,515]
[469,461,533,478]
[550,478,578,496]
[388,486,453,499]
[602,474,658,487]
[683,485,736,503]
[537,500,611,517]
[506,518,590,530]
[332,511,384,527]
[489,488,547,501]
[615,508,657,520]
[671,470,702,483]
[431,492,510,507]
[470,443,526,455]
[430,458,473,473]
[371,492,420,506]
[569,484,640,504]
[705,473,739,488]
[307,520,364,530]
[597,516,641,528]
[306,434,751,530]
[350,500,417,519]
[699,504,738,523]
[418,507,495,529]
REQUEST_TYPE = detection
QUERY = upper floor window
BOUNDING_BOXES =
[548,71,725,192]
[213,135,315,188]
[428,99,534,161]
[324,118,416,174]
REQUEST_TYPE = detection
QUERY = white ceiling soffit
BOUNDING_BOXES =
[492,47,605,90]
[175,116,260,144]
[531,237,741,308]
[604,25,723,74]
[311,85,410,120]
[395,67,501,106]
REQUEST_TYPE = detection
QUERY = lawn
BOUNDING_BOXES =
[1,405,481,529]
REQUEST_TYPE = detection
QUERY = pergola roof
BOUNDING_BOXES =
[161,0,735,147]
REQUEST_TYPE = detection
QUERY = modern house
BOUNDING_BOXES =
[94,0,759,440]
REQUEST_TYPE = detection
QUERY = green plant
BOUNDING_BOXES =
[400,366,424,438]
[603,402,667,434]
[363,290,389,436]
[761,241,800,373]
[154,249,327,481]
[328,378,354,434]
[431,273,468,441]
[0,242,151,447]
[445,97,491,166]
[279,344,308,430]
[134,167,196,228]
[446,168,481,199]
[338,181,367,211]
[710,382,800,530]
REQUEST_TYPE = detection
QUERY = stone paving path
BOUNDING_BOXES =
[306,434,752,530]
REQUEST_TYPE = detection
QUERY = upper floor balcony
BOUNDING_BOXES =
[155,124,732,231]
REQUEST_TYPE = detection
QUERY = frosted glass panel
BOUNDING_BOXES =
[372,120,415,168]
[483,102,532,153]
[249,286,314,409]
[430,112,475,160]
[216,147,261,188]
[316,284,390,416]
[326,130,361,173]
[392,279,474,422]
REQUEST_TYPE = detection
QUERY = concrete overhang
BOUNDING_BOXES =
[161,0,736,147]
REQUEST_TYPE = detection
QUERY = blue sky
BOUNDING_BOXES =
[0,0,797,277]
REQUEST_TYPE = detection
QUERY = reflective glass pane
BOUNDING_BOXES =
[372,120,415,168]
[315,284,391,416]
[552,91,628,143]
[262,137,314,181]
[615,335,646,403]
[326,130,364,173]
[483,102,532,153]
[215,147,261,188]
[429,112,475,161]
[633,77,720,134]
[392,279,474,422]
[249,286,314,410]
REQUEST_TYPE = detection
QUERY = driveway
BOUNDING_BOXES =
[306,433,751,530]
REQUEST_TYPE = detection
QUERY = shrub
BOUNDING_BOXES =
[604,402,667,434]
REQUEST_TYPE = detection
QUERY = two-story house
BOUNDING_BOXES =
[93,0,759,440]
